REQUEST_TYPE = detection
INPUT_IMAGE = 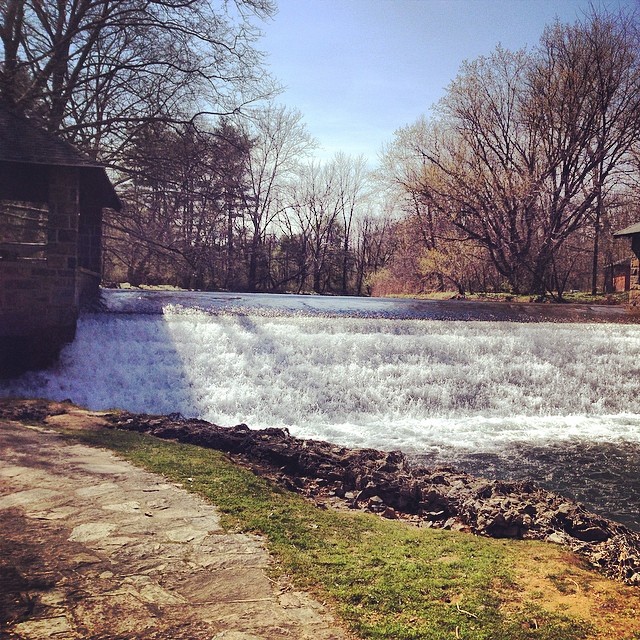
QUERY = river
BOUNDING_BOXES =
[2,290,640,530]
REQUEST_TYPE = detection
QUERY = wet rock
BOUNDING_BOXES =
[547,532,567,545]
[423,509,447,521]
[571,525,610,543]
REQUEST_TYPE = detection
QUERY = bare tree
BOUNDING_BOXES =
[286,160,345,293]
[1,0,277,159]
[332,152,370,294]
[529,10,640,295]
[105,118,251,288]
[237,104,315,291]
[423,47,559,295]
[393,9,640,296]
[353,207,395,296]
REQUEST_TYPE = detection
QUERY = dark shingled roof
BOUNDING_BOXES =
[0,103,121,210]
[613,222,640,237]
[0,103,102,167]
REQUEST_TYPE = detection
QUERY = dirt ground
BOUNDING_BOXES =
[0,415,351,639]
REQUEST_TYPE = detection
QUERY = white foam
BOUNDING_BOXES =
[3,306,640,453]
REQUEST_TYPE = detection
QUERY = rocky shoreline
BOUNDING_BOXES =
[3,399,640,585]
[105,410,640,586]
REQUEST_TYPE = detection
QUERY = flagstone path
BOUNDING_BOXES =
[0,419,350,639]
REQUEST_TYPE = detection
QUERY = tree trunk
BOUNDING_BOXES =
[591,218,600,296]
[247,233,261,292]
[591,177,603,296]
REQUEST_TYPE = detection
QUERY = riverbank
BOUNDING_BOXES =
[99,406,640,586]
[388,291,630,305]
[3,399,640,639]
[3,398,639,585]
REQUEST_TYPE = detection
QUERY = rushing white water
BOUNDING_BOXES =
[4,292,640,527]
[3,302,640,455]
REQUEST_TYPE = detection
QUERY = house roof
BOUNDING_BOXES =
[0,103,121,210]
[613,222,640,237]
[0,103,102,167]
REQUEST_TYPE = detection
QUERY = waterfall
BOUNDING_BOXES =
[3,291,639,528]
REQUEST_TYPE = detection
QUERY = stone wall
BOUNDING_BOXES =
[76,203,102,305]
[629,257,640,305]
[0,167,81,376]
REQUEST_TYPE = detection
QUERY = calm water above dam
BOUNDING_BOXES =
[2,290,640,529]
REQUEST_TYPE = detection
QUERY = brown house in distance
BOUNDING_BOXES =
[613,222,640,304]
[0,104,120,377]
[604,258,632,294]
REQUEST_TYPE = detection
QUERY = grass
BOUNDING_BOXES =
[61,425,640,640]
[385,291,628,305]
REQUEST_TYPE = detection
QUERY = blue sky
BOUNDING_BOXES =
[260,0,638,165]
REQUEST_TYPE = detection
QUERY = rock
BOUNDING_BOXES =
[476,510,525,539]
[571,525,610,543]
[475,483,493,499]
[547,532,566,545]
[556,502,574,517]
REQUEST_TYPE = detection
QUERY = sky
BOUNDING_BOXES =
[260,0,638,166]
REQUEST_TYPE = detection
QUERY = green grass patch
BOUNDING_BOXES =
[383,291,627,305]
[65,427,593,639]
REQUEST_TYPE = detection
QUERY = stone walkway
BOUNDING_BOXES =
[0,420,350,639]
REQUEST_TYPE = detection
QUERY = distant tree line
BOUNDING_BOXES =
[106,107,391,293]
[378,9,640,299]
[2,3,640,297]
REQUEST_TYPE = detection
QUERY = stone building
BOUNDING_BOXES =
[0,104,120,377]
[613,222,640,305]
